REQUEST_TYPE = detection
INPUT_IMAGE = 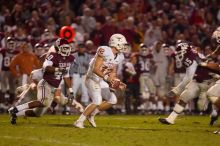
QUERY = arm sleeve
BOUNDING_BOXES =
[172,60,198,95]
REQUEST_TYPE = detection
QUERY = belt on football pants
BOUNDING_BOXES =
[73,73,86,78]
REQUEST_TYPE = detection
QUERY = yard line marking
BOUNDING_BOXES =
[0,135,93,146]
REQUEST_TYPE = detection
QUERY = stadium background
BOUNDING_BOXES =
[0,0,220,114]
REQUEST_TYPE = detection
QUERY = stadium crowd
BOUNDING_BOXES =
[0,0,220,115]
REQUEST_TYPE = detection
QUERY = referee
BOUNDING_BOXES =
[70,43,91,106]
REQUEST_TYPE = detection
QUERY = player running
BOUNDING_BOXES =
[8,38,79,124]
[74,34,127,128]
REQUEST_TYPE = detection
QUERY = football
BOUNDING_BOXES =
[109,78,121,90]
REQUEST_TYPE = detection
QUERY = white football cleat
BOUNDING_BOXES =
[87,115,97,128]
[73,120,85,129]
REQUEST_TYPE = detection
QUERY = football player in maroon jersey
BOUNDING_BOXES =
[0,37,19,104]
[159,41,216,125]
[8,38,76,124]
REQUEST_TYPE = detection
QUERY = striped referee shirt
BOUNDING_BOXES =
[70,52,91,75]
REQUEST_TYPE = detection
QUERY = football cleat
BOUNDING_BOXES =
[10,113,17,125]
[210,115,218,126]
[87,115,97,128]
[8,107,18,125]
[158,118,174,125]
[213,130,220,134]
[73,121,85,129]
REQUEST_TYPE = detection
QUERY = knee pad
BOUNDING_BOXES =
[179,89,197,103]
[107,93,117,105]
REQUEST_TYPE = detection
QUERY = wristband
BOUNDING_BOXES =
[103,75,109,82]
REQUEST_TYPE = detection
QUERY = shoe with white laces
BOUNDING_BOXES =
[73,120,85,129]
[87,115,96,128]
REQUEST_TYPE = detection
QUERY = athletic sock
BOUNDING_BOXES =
[78,114,86,122]
[16,103,29,111]
[166,104,184,124]
[16,110,26,117]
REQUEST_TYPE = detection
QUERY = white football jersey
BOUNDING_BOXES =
[87,46,124,82]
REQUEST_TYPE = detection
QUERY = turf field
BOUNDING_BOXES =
[0,114,219,146]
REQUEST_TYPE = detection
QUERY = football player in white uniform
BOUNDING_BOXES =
[74,34,127,128]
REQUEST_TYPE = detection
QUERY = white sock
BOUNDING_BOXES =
[16,103,29,111]
[211,109,218,117]
[165,105,170,112]
[166,111,178,124]
[78,114,86,122]
[166,104,184,124]
[157,101,164,110]
[91,108,100,116]
[16,110,26,117]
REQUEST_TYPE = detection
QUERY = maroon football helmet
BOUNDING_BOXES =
[55,38,71,56]
[6,37,16,50]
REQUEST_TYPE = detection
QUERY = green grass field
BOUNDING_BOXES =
[0,114,219,146]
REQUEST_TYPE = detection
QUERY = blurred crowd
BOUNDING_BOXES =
[0,0,220,115]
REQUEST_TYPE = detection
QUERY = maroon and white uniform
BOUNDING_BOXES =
[37,52,74,108]
[171,53,186,87]
[173,47,215,111]
[136,53,156,98]
[0,48,19,93]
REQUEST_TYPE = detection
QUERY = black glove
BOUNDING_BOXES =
[166,90,177,98]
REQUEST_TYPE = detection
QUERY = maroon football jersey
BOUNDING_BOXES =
[43,52,74,88]
[0,48,19,71]
[136,54,153,73]
[194,66,212,83]
[176,49,212,82]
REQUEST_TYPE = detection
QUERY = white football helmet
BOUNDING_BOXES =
[55,38,71,56]
[212,28,220,44]
[108,34,129,53]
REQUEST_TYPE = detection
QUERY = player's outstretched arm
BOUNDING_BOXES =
[200,62,220,73]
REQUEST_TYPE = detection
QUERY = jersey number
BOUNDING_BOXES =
[3,57,11,67]
[140,60,149,71]
[184,58,192,67]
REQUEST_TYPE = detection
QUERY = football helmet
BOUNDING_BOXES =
[140,43,149,56]
[212,28,220,44]
[108,34,129,53]
[175,40,191,62]
[34,43,44,56]
[6,37,16,50]
[55,38,71,56]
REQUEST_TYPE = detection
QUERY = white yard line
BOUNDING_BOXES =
[0,135,92,146]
